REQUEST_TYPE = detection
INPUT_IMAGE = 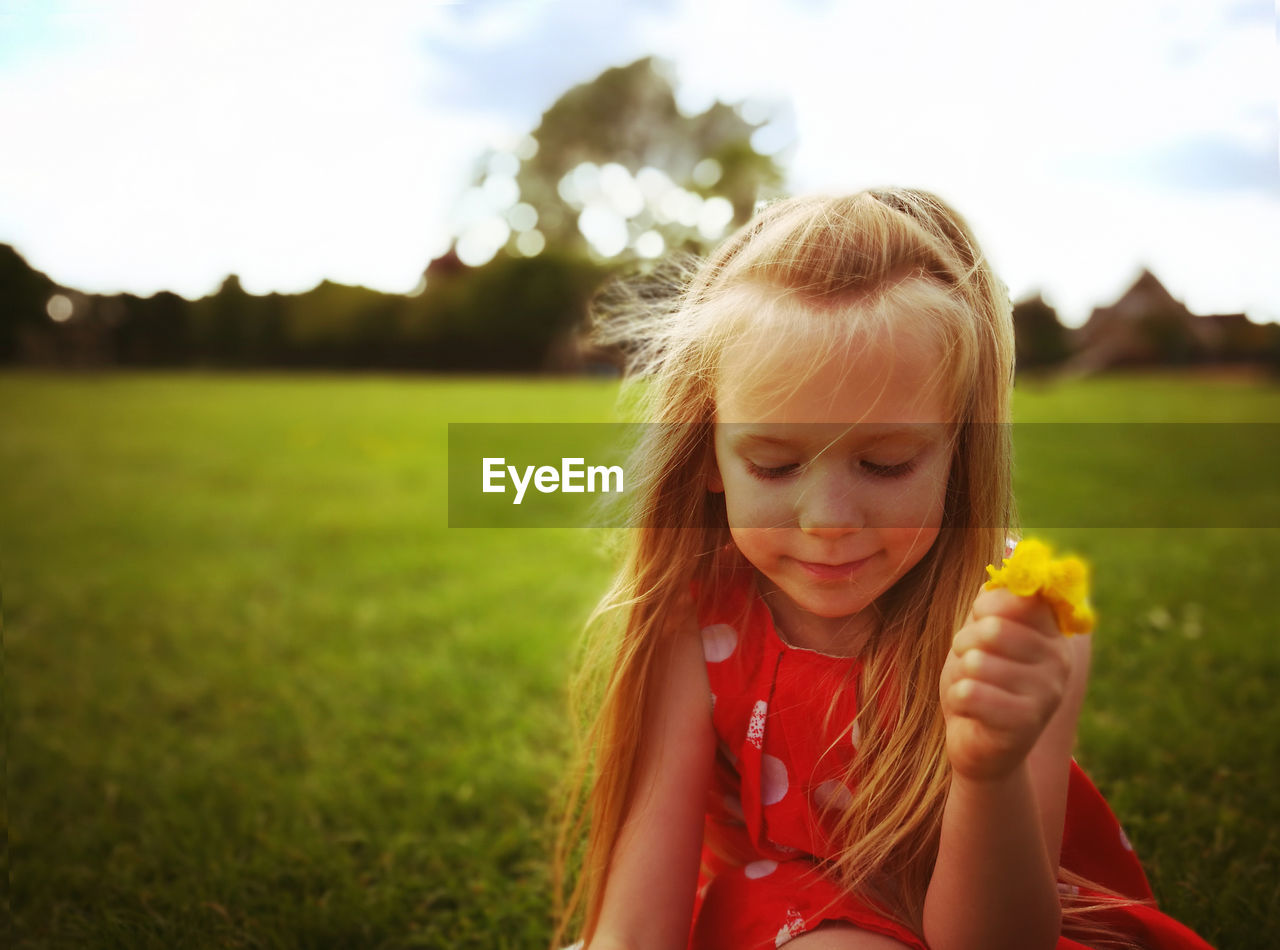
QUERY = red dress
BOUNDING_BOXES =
[689,560,1216,950]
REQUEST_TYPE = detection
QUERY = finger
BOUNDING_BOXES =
[952,617,1049,664]
[971,587,1058,638]
[955,648,1061,699]
[944,678,1038,731]
[938,648,969,695]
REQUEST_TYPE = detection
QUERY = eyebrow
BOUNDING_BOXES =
[729,426,940,450]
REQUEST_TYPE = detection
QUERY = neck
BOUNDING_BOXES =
[755,572,879,657]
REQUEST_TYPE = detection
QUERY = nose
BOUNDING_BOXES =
[797,466,864,538]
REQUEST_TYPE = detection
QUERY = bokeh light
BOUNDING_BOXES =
[481,174,519,211]
[46,294,73,323]
[511,134,539,162]
[598,162,644,218]
[507,203,538,232]
[515,229,546,257]
[552,158,741,259]
[456,216,511,267]
[697,195,734,240]
[578,205,628,258]
[634,230,665,258]
[692,158,722,188]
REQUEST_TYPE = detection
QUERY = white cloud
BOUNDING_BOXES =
[641,0,1278,323]
[0,0,475,297]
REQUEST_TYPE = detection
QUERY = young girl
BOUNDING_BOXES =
[554,189,1214,950]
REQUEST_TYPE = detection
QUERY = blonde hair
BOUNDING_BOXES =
[552,189,1139,948]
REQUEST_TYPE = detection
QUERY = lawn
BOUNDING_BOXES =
[2,370,1277,948]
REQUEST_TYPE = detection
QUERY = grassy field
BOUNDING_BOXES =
[3,370,1278,948]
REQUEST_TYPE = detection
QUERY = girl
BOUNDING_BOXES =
[554,189,1214,950]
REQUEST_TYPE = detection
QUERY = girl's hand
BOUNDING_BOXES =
[940,587,1072,782]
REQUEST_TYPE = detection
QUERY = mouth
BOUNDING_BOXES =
[795,555,874,581]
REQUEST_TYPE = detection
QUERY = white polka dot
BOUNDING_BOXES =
[1058,882,1081,896]
[812,778,853,813]
[761,753,789,805]
[747,700,767,749]
[1119,827,1133,851]
[701,623,738,662]
[710,692,716,712]
[744,859,777,879]
[775,908,805,947]
[850,720,861,750]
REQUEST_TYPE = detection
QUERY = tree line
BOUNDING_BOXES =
[2,245,611,372]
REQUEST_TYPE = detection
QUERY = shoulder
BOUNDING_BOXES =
[625,596,715,831]
[653,591,714,717]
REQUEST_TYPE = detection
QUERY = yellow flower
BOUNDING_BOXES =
[984,537,1096,636]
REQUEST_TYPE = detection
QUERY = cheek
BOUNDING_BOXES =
[914,476,948,526]
[912,454,952,515]
[727,526,772,559]
[722,475,793,529]
[876,465,949,529]
[882,524,942,556]
[879,486,945,560]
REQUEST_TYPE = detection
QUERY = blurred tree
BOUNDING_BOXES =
[111,291,192,365]
[456,57,785,266]
[282,281,400,367]
[437,57,787,370]
[190,276,286,366]
[1012,293,1070,371]
[0,244,56,363]
[404,250,602,371]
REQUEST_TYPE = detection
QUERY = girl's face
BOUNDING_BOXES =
[710,309,954,654]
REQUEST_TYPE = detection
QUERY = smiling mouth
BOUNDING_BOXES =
[795,556,873,580]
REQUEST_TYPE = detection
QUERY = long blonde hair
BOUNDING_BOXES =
[552,189,1135,948]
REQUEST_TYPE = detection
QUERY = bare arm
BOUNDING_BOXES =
[924,589,1090,950]
[1027,632,1092,868]
[589,608,715,950]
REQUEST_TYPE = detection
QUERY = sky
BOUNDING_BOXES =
[0,0,1276,326]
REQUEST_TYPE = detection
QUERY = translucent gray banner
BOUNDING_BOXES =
[447,423,1280,528]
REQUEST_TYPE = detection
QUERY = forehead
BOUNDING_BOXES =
[715,310,953,426]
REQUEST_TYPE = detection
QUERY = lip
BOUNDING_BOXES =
[795,555,874,581]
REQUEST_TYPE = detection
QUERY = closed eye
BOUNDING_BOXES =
[861,459,916,479]
[746,460,801,480]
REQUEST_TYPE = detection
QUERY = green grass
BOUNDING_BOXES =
[3,370,1277,948]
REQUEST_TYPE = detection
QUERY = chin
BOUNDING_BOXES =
[802,597,870,619]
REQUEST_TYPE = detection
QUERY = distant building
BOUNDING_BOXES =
[1063,269,1277,374]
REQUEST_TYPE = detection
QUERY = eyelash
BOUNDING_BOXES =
[746,461,800,480]
[863,460,917,479]
[745,460,917,481]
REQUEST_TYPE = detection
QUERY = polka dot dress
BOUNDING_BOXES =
[687,560,1216,950]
